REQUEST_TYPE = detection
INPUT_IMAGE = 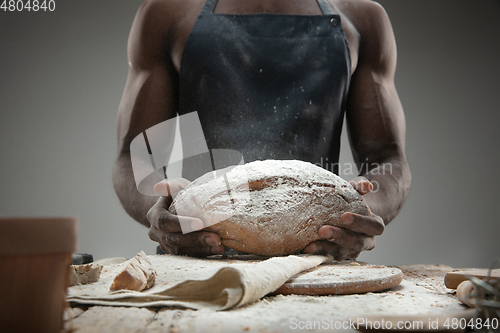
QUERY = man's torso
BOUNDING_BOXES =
[163,0,364,76]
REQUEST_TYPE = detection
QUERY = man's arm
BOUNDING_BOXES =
[345,1,411,224]
[113,0,224,256]
[304,1,410,260]
[113,0,177,226]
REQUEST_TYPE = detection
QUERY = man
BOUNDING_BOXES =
[113,0,411,260]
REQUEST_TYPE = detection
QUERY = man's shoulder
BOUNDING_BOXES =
[138,0,203,16]
[138,0,183,13]
[136,0,175,24]
[335,0,389,26]
[135,0,201,28]
[334,0,386,13]
[334,0,393,48]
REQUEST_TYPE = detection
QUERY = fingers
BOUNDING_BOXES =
[304,210,384,261]
[146,197,181,232]
[155,212,205,233]
[302,241,360,261]
[303,225,376,261]
[157,210,205,233]
[148,227,225,257]
[154,178,191,198]
[340,212,385,237]
[349,176,373,195]
[148,184,223,257]
[318,225,376,253]
[147,196,204,233]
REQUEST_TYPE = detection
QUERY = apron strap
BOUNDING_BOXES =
[203,0,335,15]
[316,0,335,15]
[201,0,218,14]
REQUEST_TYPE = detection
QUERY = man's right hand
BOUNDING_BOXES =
[146,179,225,257]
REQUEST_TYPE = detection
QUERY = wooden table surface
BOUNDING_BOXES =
[63,264,471,333]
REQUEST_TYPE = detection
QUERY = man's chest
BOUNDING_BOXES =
[169,0,360,75]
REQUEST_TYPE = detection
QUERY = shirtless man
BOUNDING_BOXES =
[113,0,411,260]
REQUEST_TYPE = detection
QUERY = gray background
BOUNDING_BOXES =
[0,0,498,267]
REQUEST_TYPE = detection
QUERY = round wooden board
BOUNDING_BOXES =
[273,264,404,295]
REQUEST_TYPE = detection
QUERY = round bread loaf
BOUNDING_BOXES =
[169,160,370,256]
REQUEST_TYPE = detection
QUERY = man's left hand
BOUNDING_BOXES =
[302,177,385,261]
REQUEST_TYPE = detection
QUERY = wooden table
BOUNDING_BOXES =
[63,264,470,333]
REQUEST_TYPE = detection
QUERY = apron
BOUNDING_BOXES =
[178,0,351,179]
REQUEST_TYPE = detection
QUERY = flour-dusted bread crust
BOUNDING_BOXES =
[169,160,371,256]
[109,251,157,292]
[69,263,103,286]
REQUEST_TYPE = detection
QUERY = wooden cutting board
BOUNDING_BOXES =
[273,263,403,295]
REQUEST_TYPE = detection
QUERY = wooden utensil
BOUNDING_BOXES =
[444,269,500,289]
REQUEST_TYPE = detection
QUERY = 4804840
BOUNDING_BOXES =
[1,0,55,11]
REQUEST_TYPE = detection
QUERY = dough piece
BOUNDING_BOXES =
[109,251,157,292]
[69,263,103,286]
[169,160,371,256]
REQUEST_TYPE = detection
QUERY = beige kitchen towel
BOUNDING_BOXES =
[67,254,331,310]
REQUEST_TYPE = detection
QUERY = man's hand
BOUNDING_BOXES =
[147,178,225,257]
[302,177,385,261]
